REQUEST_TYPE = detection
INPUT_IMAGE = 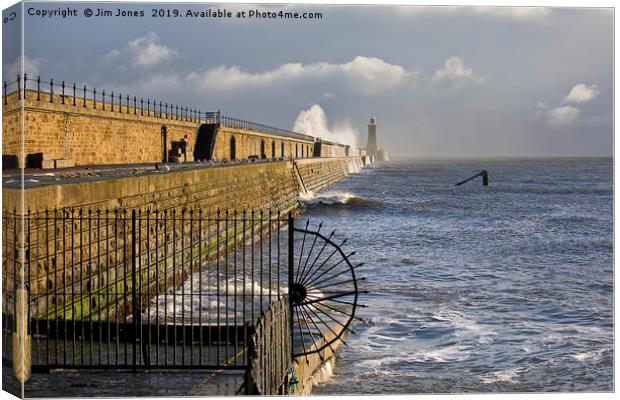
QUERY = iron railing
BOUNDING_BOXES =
[2,208,290,374]
[3,75,316,143]
[3,76,204,123]
[248,297,292,395]
[217,114,315,142]
[1,207,361,394]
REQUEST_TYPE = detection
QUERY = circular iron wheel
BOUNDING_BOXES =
[291,222,359,358]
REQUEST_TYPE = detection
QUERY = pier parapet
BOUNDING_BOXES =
[2,75,352,169]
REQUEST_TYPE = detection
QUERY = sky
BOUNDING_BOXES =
[2,2,614,157]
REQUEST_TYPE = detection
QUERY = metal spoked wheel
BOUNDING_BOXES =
[290,220,363,358]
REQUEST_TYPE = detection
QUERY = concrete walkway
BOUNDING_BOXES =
[2,157,301,190]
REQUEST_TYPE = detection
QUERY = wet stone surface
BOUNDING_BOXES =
[3,366,245,397]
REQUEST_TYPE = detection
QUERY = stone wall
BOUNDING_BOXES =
[2,91,335,168]
[314,140,349,158]
[2,92,21,162]
[211,126,314,161]
[3,90,199,168]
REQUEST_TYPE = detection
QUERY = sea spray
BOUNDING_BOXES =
[299,189,315,201]
[347,158,363,174]
[293,105,359,148]
[301,190,381,207]
[309,357,336,388]
[145,271,286,322]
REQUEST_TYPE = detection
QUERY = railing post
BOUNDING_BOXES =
[131,209,138,371]
[287,212,295,359]
[13,287,31,383]
[13,215,31,383]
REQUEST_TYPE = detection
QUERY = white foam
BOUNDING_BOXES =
[480,365,536,384]
[383,345,471,364]
[480,369,520,384]
[302,190,356,205]
[144,272,284,321]
[311,357,336,387]
[347,159,363,174]
[299,189,316,201]
[571,350,602,362]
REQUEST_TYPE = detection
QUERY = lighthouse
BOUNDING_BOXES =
[365,115,389,162]
[366,115,378,156]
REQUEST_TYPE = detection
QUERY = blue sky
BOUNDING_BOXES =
[2,2,613,156]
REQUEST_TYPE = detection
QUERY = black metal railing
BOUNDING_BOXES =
[2,208,291,375]
[3,74,316,143]
[3,75,205,123]
[217,114,314,142]
[2,207,361,394]
[248,297,292,395]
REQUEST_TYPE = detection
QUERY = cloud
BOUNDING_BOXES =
[469,7,551,20]
[4,55,42,78]
[293,104,359,148]
[395,6,550,20]
[565,83,600,103]
[103,32,176,68]
[548,106,580,127]
[432,57,483,85]
[186,56,412,94]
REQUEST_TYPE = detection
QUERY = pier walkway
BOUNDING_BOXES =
[3,366,245,397]
[2,158,294,189]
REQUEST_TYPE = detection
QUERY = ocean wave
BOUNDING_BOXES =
[310,357,337,387]
[301,190,382,207]
[385,346,472,364]
[479,365,535,384]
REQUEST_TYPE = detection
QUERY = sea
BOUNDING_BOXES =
[301,158,614,394]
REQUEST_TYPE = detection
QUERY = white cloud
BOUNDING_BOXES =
[186,56,412,94]
[395,6,550,20]
[469,7,550,20]
[432,57,483,85]
[548,106,580,127]
[293,104,359,148]
[565,83,600,103]
[4,55,42,78]
[103,32,176,68]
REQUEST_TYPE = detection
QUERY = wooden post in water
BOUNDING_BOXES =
[13,287,31,383]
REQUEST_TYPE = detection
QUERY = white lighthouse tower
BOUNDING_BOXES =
[365,115,388,162]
